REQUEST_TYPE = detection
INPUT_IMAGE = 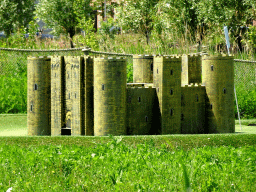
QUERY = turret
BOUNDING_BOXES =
[202,55,235,133]
[133,55,154,83]
[94,57,127,136]
[27,56,51,136]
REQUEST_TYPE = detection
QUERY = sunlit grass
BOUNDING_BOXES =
[1,115,256,137]
[0,136,256,191]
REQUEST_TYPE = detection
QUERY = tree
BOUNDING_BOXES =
[0,0,35,37]
[196,0,256,51]
[35,0,92,48]
[117,0,160,44]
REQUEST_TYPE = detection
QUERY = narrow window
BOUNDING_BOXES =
[145,116,148,122]
[69,93,70,99]
[170,89,173,95]
[157,68,158,74]
[210,104,213,109]
[196,94,199,102]
[75,92,77,99]
[223,88,226,94]
[150,63,153,71]
[211,65,214,71]
[55,73,57,78]
[30,103,33,112]
[102,84,105,90]
[138,97,141,102]
[34,84,38,91]
[170,109,174,116]
[170,69,173,75]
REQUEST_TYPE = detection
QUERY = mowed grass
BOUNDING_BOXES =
[0,114,27,136]
[1,115,256,191]
[1,114,256,136]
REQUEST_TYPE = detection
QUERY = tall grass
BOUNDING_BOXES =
[0,137,256,191]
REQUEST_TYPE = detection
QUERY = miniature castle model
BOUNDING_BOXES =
[27,53,235,136]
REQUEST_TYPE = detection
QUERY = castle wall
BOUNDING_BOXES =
[133,55,154,83]
[94,57,127,136]
[126,86,160,135]
[51,56,64,136]
[182,54,202,85]
[202,55,235,133]
[27,56,51,136]
[181,84,206,134]
[153,56,182,134]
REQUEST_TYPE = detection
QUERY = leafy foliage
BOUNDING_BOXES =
[0,0,35,36]
[117,0,160,44]
[35,0,92,47]
[247,25,256,53]
[0,73,27,114]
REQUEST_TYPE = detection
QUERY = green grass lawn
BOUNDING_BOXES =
[1,114,256,136]
[1,115,256,191]
[0,114,27,136]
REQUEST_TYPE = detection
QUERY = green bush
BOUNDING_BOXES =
[235,89,256,119]
[0,73,27,113]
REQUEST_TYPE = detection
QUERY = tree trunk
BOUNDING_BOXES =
[146,31,150,45]
[68,29,76,48]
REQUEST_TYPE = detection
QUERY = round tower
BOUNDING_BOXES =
[27,56,51,136]
[133,55,153,83]
[202,55,235,133]
[94,57,127,136]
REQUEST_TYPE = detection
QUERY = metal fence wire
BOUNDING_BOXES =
[234,59,256,90]
[0,48,255,118]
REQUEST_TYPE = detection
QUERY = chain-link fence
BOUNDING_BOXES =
[0,48,255,118]
[234,59,256,118]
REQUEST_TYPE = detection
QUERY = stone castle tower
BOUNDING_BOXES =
[27,53,235,136]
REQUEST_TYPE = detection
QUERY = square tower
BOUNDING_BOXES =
[51,56,64,136]
[64,56,84,136]
[153,56,182,134]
